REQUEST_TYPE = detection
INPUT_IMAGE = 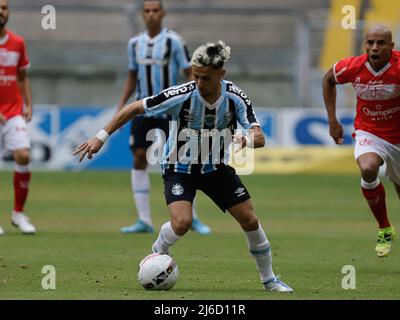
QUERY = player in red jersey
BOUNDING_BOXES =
[0,0,35,235]
[323,25,400,257]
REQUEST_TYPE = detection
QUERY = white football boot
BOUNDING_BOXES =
[263,277,293,293]
[11,211,36,234]
[0,224,4,235]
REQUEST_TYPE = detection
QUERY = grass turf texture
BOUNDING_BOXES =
[0,171,399,299]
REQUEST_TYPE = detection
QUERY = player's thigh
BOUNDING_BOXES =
[199,165,251,213]
[163,172,196,208]
[163,172,196,234]
[354,131,385,176]
[2,116,30,161]
[13,148,30,164]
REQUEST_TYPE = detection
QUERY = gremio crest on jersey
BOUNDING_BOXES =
[204,114,215,128]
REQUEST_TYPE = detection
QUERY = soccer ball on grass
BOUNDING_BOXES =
[138,253,179,290]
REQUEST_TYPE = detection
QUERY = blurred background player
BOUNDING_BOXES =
[74,40,293,292]
[323,25,400,257]
[117,0,211,234]
[0,0,35,235]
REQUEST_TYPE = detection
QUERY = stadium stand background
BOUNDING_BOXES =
[6,1,400,107]
[8,0,331,108]
[3,0,400,171]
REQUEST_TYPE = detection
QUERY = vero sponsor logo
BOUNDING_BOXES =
[163,84,195,98]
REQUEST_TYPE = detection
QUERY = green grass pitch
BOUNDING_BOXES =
[0,171,399,299]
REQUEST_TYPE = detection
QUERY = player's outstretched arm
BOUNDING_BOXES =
[322,68,344,144]
[73,100,145,162]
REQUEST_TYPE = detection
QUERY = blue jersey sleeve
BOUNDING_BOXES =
[143,82,196,117]
[227,84,260,130]
[127,38,138,71]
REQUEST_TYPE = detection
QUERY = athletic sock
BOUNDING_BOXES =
[14,164,31,213]
[361,178,390,229]
[245,222,275,283]
[131,169,152,226]
[191,197,198,219]
[153,221,181,254]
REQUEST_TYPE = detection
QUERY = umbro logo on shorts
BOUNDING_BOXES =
[171,183,184,196]
[235,187,245,197]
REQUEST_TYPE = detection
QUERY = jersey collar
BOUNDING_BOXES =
[144,27,166,43]
[364,54,393,77]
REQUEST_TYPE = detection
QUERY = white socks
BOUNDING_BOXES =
[131,169,152,226]
[153,221,181,254]
[15,164,30,173]
[361,177,380,190]
[245,222,275,283]
[192,197,198,219]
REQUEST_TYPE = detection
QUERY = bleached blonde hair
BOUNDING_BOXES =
[191,41,231,68]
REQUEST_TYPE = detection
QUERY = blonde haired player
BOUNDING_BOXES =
[74,41,293,292]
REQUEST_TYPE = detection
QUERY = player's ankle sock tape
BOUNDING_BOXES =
[15,164,30,173]
[361,178,380,190]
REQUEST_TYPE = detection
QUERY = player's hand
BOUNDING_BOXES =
[0,113,6,125]
[23,106,33,122]
[232,133,250,153]
[329,120,344,144]
[73,137,104,162]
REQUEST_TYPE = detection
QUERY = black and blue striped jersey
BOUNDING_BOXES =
[143,80,260,174]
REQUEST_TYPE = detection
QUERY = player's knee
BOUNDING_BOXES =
[14,149,30,165]
[171,216,192,235]
[359,163,379,182]
[133,149,148,169]
[240,215,259,232]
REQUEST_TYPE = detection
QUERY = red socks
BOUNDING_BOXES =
[361,181,390,229]
[13,166,31,213]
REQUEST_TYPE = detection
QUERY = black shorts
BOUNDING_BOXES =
[163,165,251,212]
[129,116,170,151]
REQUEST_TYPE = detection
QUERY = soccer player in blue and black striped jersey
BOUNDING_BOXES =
[117,0,210,235]
[75,41,293,292]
